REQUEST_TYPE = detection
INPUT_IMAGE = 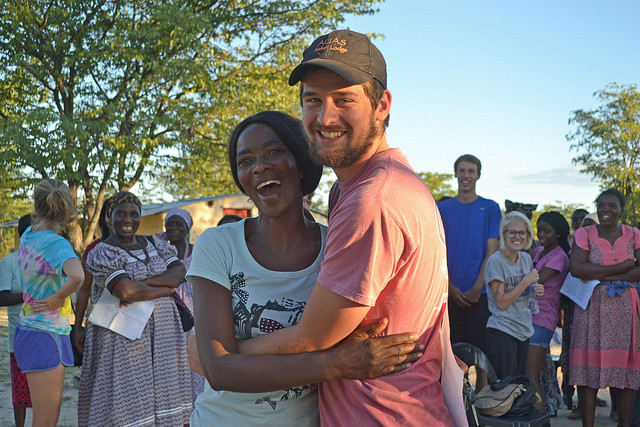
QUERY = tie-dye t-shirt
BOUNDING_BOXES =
[18,226,78,334]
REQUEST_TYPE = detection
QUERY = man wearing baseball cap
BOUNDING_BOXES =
[240,30,465,425]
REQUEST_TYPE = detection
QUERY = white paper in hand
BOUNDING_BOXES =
[88,289,155,340]
[559,273,599,310]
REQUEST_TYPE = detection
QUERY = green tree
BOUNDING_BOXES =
[0,169,32,258]
[567,83,640,226]
[530,202,588,235]
[417,171,455,202]
[0,0,382,251]
[0,164,31,255]
[307,169,454,217]
[0,196,32,259]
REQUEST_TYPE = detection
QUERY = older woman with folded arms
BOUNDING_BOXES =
[569,188,640,427]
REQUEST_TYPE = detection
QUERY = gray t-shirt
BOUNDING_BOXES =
[484,250,535,341]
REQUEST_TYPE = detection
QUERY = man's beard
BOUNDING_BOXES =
[308,116,380,169]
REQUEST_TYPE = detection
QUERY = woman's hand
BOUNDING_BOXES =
[326,318,424,380]
[571,245,639,281]
[74,325,85,355]
[31,258,84,315]
[144,262,186,289]
[618,258,637,271]
[524,269,539,286]
[30,293,66,314]
[533,283,544,297]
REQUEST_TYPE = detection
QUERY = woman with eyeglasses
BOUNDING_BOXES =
[484,211,544,378]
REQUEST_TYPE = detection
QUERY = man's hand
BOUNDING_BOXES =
[450,284,470,308]
[327,318,424,380]
[464,286,482,304]
[30,293,65,314]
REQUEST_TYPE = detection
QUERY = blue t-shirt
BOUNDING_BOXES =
[437,196,502,293]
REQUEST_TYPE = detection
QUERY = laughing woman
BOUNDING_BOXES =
[187,111,423,426]
[485,211,544,378]
[78,192,192,426]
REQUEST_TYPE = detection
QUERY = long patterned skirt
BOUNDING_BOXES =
[569,285,640,389]
[78,296,193,426]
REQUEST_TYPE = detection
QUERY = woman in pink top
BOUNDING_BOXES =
[527,211,570,413]
[569,188,640,427]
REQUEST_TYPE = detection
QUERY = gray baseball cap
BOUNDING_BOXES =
[289,29,387,89]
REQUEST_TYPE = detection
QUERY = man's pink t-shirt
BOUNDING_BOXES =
[317,149,459,426]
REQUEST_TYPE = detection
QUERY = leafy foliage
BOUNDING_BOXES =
[567,83,640,226]
[417,171,455,202]
[529,202,589,236]
[0,197,32,259]
[311,169,456,215]
[0,0,383,250]
[0,169,32,258]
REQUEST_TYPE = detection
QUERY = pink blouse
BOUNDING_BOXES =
[574,224,640,266]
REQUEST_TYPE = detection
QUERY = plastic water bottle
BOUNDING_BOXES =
[527,283,539,315]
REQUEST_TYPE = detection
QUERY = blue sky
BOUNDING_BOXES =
[340,1,640,210]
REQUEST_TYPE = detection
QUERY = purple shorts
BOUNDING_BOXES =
[13,324,73,373]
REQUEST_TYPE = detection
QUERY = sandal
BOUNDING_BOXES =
[567,405,581,420]
[610,410,619,422]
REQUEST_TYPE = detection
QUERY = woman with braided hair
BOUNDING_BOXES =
[527,211,570,413]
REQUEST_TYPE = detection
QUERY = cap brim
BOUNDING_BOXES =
[288,58,374,87]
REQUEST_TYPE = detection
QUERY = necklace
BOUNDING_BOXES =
[110,235,150,265]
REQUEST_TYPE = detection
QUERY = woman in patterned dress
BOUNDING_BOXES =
[569,188,640,427]
[160,207,206,400]
[78,192,192,426]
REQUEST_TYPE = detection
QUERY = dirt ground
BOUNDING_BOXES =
[0,307,619,427]
[540,338,616,426]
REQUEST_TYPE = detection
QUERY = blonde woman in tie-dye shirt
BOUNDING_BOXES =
[13,179,84,427]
